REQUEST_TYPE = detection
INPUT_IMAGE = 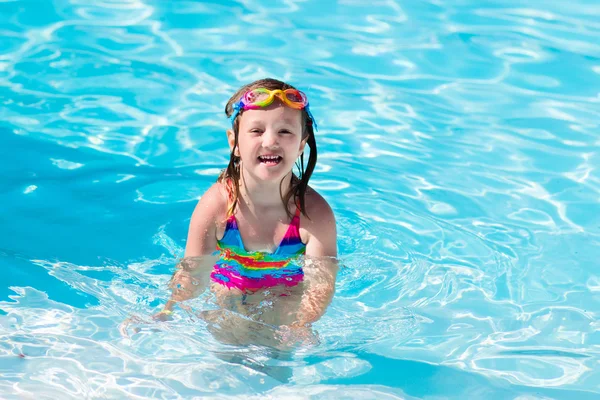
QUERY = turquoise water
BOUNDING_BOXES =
[1,0,600,398]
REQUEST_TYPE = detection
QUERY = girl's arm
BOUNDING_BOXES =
[156,184,226,318]
[294,194,338,326]
[184,183,225,258]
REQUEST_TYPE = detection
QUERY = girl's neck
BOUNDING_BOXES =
[239,171,293,209]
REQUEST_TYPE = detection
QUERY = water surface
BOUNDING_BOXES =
[1,0,599,398]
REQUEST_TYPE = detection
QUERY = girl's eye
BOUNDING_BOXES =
[250,129,262,134]
[280,130,292,134]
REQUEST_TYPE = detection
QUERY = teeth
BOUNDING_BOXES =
[259,155,280,160]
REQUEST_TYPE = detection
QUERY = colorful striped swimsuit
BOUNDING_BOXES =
[210,207,306,291]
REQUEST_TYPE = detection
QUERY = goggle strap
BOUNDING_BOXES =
[230,100,244,123]
[306,105,318,131]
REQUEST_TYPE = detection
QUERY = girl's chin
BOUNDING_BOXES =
[244,164,293,182]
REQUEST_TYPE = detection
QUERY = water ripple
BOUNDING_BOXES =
[1,0,600,397]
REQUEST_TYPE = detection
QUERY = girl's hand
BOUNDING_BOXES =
[276,324,320,348]
[152,309,174,322]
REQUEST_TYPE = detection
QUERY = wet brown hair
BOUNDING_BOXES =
[219,78,317,219]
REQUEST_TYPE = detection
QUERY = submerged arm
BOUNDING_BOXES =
[294,256,338,326]
[155,184,225,319]
[159,255,218,316]
[294,196,338,326]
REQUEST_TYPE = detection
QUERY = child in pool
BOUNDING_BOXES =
[157,78,338,340]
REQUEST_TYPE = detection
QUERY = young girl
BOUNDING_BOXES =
[157,78,338,344]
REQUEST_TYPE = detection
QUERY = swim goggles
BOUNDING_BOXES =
[230,88,317,130]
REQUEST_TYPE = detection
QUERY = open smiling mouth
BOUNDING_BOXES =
[258,155,283,165]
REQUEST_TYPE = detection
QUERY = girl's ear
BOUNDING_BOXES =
[298,136,308,157]
[226,129,239,156]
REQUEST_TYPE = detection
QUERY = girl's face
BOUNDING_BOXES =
[229,101,307,184]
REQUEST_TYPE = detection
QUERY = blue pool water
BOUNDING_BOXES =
[1,0,600,398]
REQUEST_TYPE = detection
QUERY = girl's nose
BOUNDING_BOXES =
[261,130,279,148]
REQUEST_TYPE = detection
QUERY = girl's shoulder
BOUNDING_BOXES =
[190,181,229,224]
[300,186,337,257]
[184,182,230,257]
[302,186,335,222]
